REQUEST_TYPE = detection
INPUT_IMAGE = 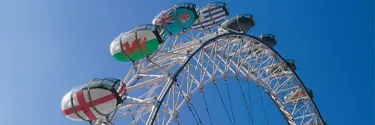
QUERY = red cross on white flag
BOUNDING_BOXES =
[62,90,117,121]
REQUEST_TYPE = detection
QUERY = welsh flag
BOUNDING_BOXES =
[110,30,159,62]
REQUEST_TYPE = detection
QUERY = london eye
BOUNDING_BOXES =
[61,2,326,125]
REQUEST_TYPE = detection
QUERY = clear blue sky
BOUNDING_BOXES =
[0,0,373,125]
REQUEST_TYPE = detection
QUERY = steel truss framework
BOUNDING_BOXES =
[98,26,325,125]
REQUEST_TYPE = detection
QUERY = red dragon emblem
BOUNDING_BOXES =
[122,37,148,55]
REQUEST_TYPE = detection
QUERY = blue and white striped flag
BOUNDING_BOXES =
[191,5,228,29]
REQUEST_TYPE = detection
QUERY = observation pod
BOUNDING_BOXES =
[61,78,126,122]
[265,63,289,76]
[191,2,229,29]
[311,121,328,125]
[284,89,310,104]
[265,59,297,76]
[307,88,314,98]
[259,34,277,48]
[221,14,255,33]
[110,24,163,62]
[152,3,198,35]
[285,59,297,70]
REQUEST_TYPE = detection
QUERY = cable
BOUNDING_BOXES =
[257,86,270,125]
[175,84,203,125]
[189,100,204,125]
[127,109,139,125]
[225,81,236,125]
[246,81,255,125]
[214,84,234,125]
[237,80,253,125]
[202,92,213,125]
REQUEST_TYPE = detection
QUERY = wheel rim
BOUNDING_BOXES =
[108,27,325,125]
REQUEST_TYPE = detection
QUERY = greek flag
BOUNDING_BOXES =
[191,5,228,29]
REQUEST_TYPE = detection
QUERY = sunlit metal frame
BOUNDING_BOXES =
[99,26,326,125]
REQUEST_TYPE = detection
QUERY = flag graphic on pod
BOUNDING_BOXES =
[284,89,311,104]
[191,3,229,29]
[110,30,160,62]
[153,7,196,34]
[61,88,118,121]
[61,78,126,122]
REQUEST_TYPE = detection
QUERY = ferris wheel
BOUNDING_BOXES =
[61,2,326,125]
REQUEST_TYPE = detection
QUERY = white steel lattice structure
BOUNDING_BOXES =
[91,25,326,125]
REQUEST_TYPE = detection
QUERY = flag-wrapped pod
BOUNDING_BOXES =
[152,3,198,35]
[191,2,229,29]
[61,78,126,121]
[221,14,255,33]
[284,89,312,104]
[110,24,164,62]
